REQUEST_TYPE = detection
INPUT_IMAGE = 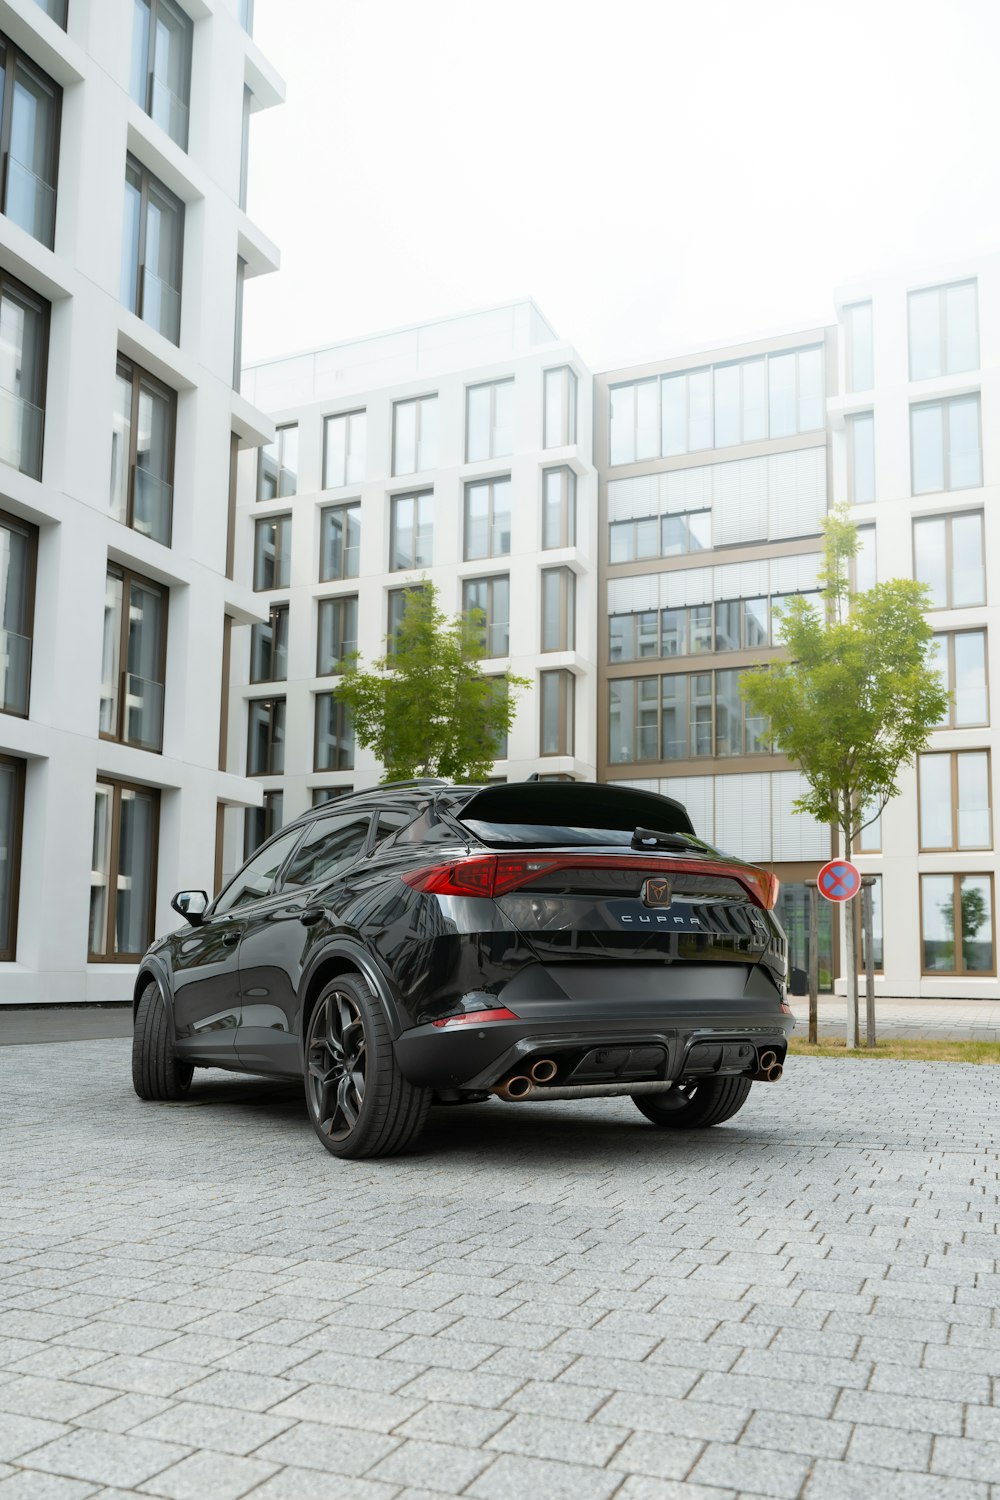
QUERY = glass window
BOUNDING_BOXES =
[257,424,298,501]
[253,514,291,591]
[239,0,253,32]
[390,490,433,570]
[854,524,877,594]
[312,786,352,807]
[317,595,358,675]
[99,566,166,752]
[712,358,765,447]
[250,603,288,684]
[392,394,437,476]
[608,671,769,763]
[0,39,60,248]
[247,697,285,775]
[931,630,988,728]
[844,302,873,392]
[111,357,175,546]
[323,410,366,489]
[282,814,371,889]
[89,780,159,960]
[131,0,192,150]
[908,280,979,381]
[540,669,574,756]
[911,395,982,494]
[848,411,875,505]
[387,584,427,654]
[920,750,991,851]
[464,477,511,560]
[320,503,360,581]
[0,512,35,717]
[860,875,884,972]
[463,575,510,658]
[315,694,354,771]
[914,512,984,609]
[121,157,183,344]
[0,271,48,480]
[542,466,575,549]
[662,509,711,557]
[541,567,575,653]
[0,755,23,959]
[544,366,577,449]
[33,0,68,25]
[244,790,283,861]
[921,873,994,975]
[609,379,658,465]
[219,823,300,912]
[466,378,513,462]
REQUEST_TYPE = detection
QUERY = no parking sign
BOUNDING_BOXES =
[817,859,861,902]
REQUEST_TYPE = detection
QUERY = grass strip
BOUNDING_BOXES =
[789,1037,1000,1064]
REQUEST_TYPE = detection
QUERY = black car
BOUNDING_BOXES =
[132,780,792,1159]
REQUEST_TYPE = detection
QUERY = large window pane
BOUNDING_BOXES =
[913,517,947,606]
[317,596,358,675]
[90,780,159,960]
[247,697,285,775]
[921,874,955,972]
[393,394,436,476]
[539,669,574,755]
[848,411,875,504]
[957,752,991,849]
[910,281,979,380]
[660,375,685,457]
[0,276,47,480]
[122,157,183,344]
[6,54,59,247]
[391,491,433,570]
[0,757,23,956]
[320,504,360,581]
[948,394,981,490]
[132,0,192,150]
[797,347,824,431]
[909,287,941,380]
[950,512,985,607]
[323,410,366,488]
[911,402,944,493]
[0,514,34,716]
[542,467,575,549]
[767,352,796,437]
[315,694,354,770]
[544,366,576,448]
[953,632,988,726]
[253,515,291,590]
[918,753,952,849]
[845,301,873,391]
[713,364,740,448]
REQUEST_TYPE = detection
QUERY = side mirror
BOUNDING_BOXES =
[171,889,209,925]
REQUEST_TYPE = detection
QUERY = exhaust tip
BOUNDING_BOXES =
[767,1062,783,1082]
[529,1058,558,1084]
[501,1074,533,1099]
[758,1049,777,1071]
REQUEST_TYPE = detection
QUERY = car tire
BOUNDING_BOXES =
[132,982,193,1101]
[632,1075,752,1129]
[304,971,430,1160]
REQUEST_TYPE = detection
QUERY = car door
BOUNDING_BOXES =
[235,811,374,1074]
[172,826,305,1065]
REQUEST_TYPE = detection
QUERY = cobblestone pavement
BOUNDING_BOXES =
[3,1040,999,1500]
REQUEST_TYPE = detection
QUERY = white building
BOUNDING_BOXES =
[597,251,1000,999]
[0,0,283,1006]
[227,303,597,870]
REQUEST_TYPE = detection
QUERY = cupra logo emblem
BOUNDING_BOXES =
[642,877,672,908]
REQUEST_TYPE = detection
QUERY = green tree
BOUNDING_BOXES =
[741,505,949,1045]
[334,583,529,783]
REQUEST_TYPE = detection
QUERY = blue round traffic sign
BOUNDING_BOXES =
[817,859,861,902]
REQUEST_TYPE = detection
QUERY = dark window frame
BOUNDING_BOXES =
[123,154,184,344]
[920,871,996,978]
[0,751,25,960]
[99,563,168,753]
[88,777,160,964]
[322,409,366,490]
[253,513,292,591]
[0,31,62,248]
[539,668,575,757]
[542,465,576,550]
[246,695,285,776]
[933,628,989,729]
[390,488,433,571]
[131,0,193,151]
[462,573,510,658]
[257,423,298,501]
[244,788,284,861]
[320,501,361,582]
[464,475,511,561]
[0,268,49,480]
[317,594,358,677]
[918,747,993,853]
[0,506,37,719]
[913,508,985,609]
[910,394,983,496]
[314,692,354,772]
[250,601,289,684]
[113,354,177,546]
[541,566,575,653]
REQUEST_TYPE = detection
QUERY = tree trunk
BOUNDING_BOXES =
[842,798,859,1048]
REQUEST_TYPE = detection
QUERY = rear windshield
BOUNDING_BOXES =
[452,782,696,848]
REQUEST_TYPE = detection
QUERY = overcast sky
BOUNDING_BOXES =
[242,0,1000,373]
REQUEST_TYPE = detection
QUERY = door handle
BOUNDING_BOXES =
[299,908,323,927]
[222,929,241,946]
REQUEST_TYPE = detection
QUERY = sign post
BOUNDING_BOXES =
[807,882,819,1045]
[817,859,862,1048]
[861,876,877,1049]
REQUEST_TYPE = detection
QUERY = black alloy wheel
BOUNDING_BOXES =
[632,1074,752,1129]
[304,972,430,1159]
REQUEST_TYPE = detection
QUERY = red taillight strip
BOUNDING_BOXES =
[430,1007,519,1028]
[402,854,780,910]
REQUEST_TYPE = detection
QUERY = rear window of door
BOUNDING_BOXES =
[281,814,372,889]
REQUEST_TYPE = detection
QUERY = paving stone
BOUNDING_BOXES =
[690,1442,812,1498]
[135,1450,277,1500]
[0,1378,116,1422]
[932,1437,1000,1483]
[740,1410,853,1461]
[0,1416,71,1463]
[833,1388,964,1435]
[128,1402,292,1457]
[19,1429,190,1489]
[251,1421,398,1478]
[394,1401,511,1445]
[0,1475,102,1500]
[467,1452,623,1500]
[607,1430,704,1479]
[484,1412,627,1466]
[268,1383,422,1432]
[173,1370,303,1413]
[74,1396,174,1435]
[503,1378,610,1421]
[236,1469,397,1500]
[368,1437,494,1491]
[804,1458,989,1499]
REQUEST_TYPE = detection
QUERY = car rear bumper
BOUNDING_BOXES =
[393,1002,792,1092]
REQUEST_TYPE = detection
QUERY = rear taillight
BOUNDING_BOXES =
[402,854,781,909]
[431,1007,519,1028]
